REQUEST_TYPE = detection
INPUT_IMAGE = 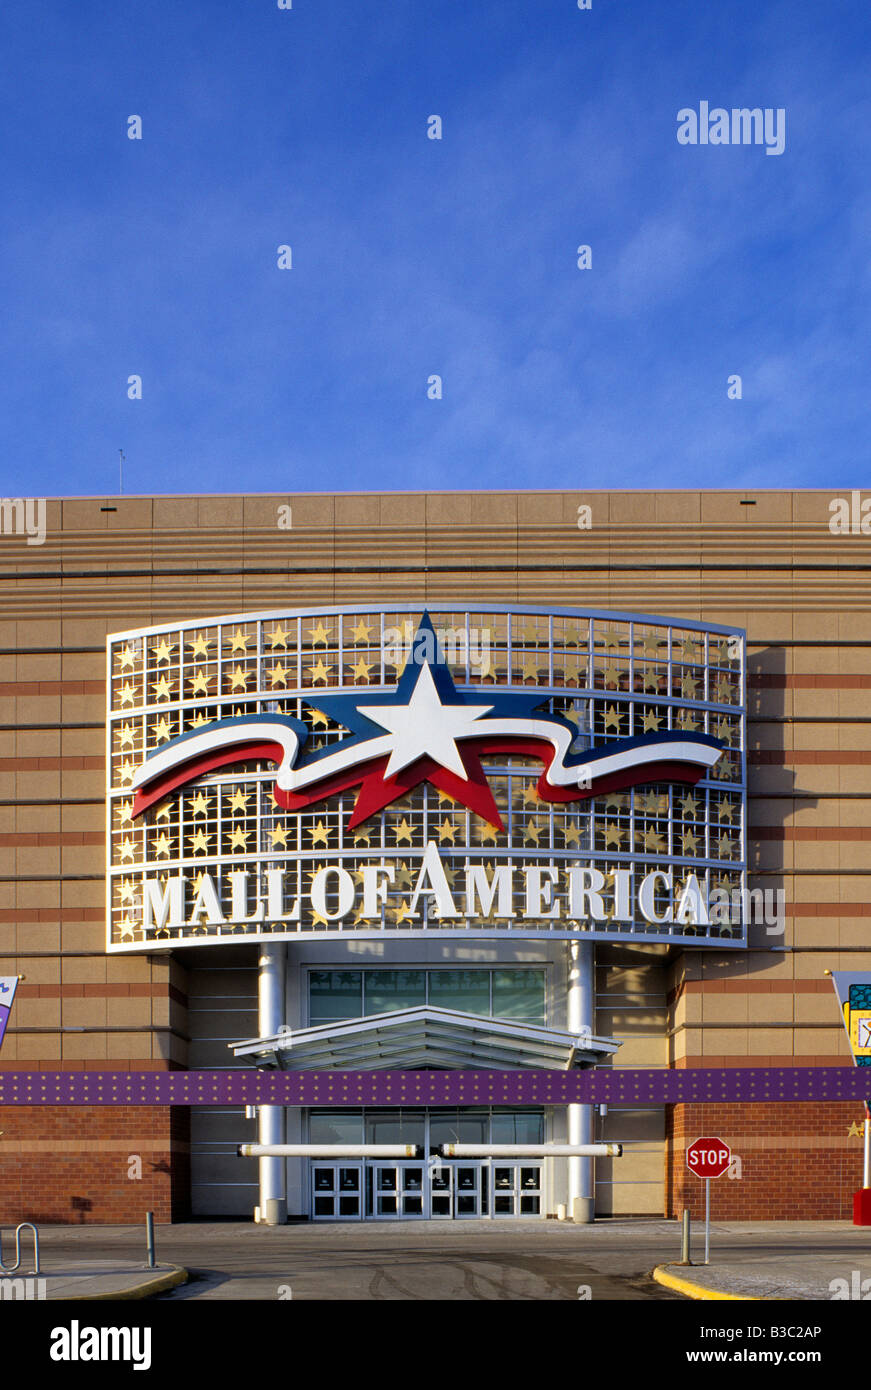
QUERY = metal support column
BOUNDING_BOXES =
[257,944,287,1225]
[567,940,595,1223]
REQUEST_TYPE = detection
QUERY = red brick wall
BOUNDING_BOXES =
[0,1105,189,1225]
[666,1102,864,1220]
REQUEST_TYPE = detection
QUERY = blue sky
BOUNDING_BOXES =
[0,0,868,498]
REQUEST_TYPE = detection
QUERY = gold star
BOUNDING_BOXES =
[517,622,540,644]
[189,828,211,855]
[116,645,137,671]
[562,626,583,648]
[306,658,332,685]
[681,829,700,855]
[524,819,542,845]
[268,625,290,650]
[603,705,621,731]
[475,822,499,845]
[308,820,330,847]
[118,914,136,940]
[680,673,697,699]
[350,619,372,643]
[191,712,211,728]
[116,800,133,825]
[563,820,583,847]
[393,817,414,845]
[270,824,289,848]
[717,834,734,857]
[118,838,135,862]
[227,628,250,654]
[644,670,661,693]
[717,798,735,822]
[521,658,540,681]
[391,900,415,925]
[153,716,173,744]
[680,793,699,817]
[715,677,733,702]
[848,1121,865,1138]
[604,823,625,849]
[117,879,136,904]
[642,635,663,659]
[151,675,172,702]
[676,709,697,731]
[641,709,661,733]
[189,668,211,696]
[310,909,330,928]
[351,657,373,681]
[267,663,288,687]
[437,818,457,844]
[227,664,249,692]
[521,784,543,808]
[229,826,249,851]
[716,718,733,743]
[154,801,171,822]
[394,862,415,890]
[602,665,621,688]
[682,636,701,662]
[188,791,210,818]
[188,633,212,659]
[227,789,249,814]
[309,709,330,728]
[643,827,666,853]
[604,793,626,813]
[350,827,371,848]
[118,759,135,785]
[601,631,621,652]
[116,723,135,749]
[152,637,174,665]
[308,621,332,646]
[117,681,136,707]
[153,832,173,859]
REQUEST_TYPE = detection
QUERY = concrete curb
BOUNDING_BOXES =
[56,1266,188,1302]
[652,1264,761,1301]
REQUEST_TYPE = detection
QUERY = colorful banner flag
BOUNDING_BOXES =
[0,976,18,1051]
[830,972,871,1067]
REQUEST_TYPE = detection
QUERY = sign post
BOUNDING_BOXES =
[685,1136,731,1264]
[826,971,871,1225]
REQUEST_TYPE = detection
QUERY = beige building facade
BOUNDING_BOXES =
[0,489,865,1223]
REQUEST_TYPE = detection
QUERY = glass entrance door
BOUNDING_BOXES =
[369,1161,426,1218]
[490,1162,542,1217]
[452,1162,485,1218]
[310,1163,364,1220]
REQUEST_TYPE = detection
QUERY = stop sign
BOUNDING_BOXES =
[686,1136,731,1179]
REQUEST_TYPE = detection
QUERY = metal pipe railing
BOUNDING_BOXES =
[0,1223,40,1275]
[238,1143,419,1159]
[439,1143,622,1158]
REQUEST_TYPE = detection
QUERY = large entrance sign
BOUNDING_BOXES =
[106,604,747,951]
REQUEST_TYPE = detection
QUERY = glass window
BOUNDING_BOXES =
[428,970,490,1015]
[428,1108,489,1149]
[364,1110,425,1147]
[491,1110,544,1145]
[364,970,426,1015]
[492,970,546,1023]
[309,1110,364,1145]
[309,971,362,1025]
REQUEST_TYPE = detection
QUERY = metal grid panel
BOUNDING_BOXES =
[106,604,747,951]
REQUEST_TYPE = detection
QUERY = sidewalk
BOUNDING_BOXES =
[4,1261,187,1301]
[653,1225,871,1301]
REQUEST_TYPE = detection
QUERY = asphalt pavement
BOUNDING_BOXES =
[10,1217,871,1301]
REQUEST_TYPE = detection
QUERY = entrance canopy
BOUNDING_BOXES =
[230,1006,621,1072]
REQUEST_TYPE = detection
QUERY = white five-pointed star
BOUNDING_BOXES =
[357,661,493,781]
